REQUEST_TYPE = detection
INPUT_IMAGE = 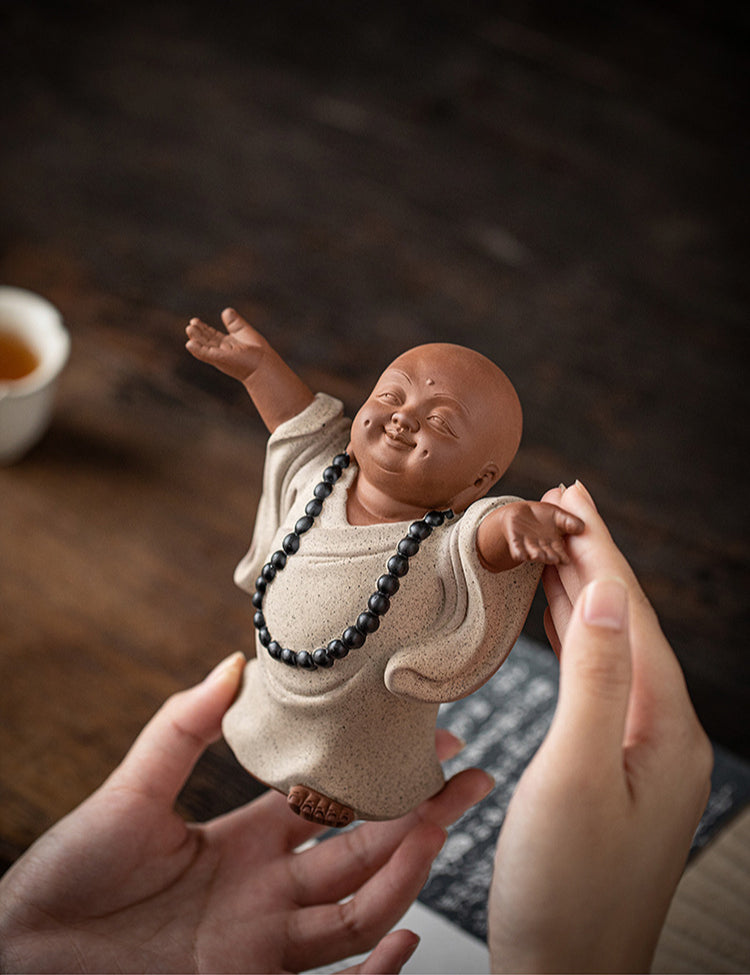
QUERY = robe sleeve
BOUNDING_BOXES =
[384,496,542,702]
[233,393,350,593]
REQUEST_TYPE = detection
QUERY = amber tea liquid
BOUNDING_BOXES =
[0,330,39,380]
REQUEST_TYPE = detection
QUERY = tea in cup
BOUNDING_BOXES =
[0,286,70,464]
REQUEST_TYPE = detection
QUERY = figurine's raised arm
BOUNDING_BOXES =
[476,500,585,572]
[185,308,314,433]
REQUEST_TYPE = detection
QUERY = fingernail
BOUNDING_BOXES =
[205,651,245,684]
[574,479,598,509]
[583,578,628,631]
[559,482,566,491]
[479,769,496,797]
[441,734,467,760]
[398,935,420,968]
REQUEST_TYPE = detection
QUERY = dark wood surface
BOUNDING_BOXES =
[1,1,748,873]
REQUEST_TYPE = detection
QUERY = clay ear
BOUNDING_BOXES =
[475,462,500,495]
[450,463,501,515]
[384,501,542,703]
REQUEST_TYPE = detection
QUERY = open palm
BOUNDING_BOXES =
[185,308,267,383]
[505,500,584,565]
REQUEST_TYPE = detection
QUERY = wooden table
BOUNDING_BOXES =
[1,1,747,873]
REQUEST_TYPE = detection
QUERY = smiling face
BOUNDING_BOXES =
[349,344,522,516]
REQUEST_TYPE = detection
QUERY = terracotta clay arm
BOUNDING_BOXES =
[476,500,585,572]
[185,307,314,433]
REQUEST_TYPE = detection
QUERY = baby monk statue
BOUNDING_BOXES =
[186,308,584,827]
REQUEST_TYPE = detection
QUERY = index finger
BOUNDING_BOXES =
[284,819,445,972]
[541,482,652,618]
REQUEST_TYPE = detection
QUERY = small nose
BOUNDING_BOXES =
[392,409,419,432]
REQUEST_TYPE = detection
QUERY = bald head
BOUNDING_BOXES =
[390,343,522,485]
[349,342,523,515]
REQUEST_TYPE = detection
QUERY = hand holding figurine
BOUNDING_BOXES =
[488,481,713,974]
[0,655,493,975]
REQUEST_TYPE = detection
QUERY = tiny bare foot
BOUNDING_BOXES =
[287,785,355,828]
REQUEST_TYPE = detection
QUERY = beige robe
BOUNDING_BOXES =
[223,394,540,820]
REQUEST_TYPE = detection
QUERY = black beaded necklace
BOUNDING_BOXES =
[252,451,454,670]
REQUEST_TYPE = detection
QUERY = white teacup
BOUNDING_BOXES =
[0,286,70,464]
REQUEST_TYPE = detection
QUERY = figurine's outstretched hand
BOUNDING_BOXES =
[477,500,584,572]
[186,307,268,384]
[186,307,314,432]
[0,654,492,975]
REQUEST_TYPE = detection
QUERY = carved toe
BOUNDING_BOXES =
[287,785,354,828]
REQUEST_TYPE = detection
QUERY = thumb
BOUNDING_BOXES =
[550,577,632,766]
[109,652,245,807]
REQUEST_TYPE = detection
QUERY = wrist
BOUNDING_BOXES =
[476,504,521,573]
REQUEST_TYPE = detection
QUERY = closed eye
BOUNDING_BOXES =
[377,389,403,406]
[428,414,458,437]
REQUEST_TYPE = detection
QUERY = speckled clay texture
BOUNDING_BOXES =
[223,394,541,820]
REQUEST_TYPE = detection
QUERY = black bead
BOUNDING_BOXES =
[282,532,301,554]
[368,592,390,615]
[280,648,297,666]
[258,627,271,647]
[253,611,265,629]
[408,520,432,540]
[295,515,314,534]
[357,611,380,633]
[387,554,409,577]
[377,573,400,596]
[322,465,342,483]
[313,481,333,500]
[305,498,323,517]
[327,639,349,659]
[252,590,264,609]
[297,650,316,669]
[424,510,445,527]
[313,647,334,668]
[267,640,282,658]
[261,562,277,582]
[343,626,366,649]
[271,550,287,570]
[398,537,420,558]
[255,575,267,593]
[333,452,350,469]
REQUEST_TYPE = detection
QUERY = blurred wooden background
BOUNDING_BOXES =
[1,1,747,872]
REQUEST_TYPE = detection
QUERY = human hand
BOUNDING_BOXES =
[488,481,712,974]
[0,655,494,974]
[477,499,584,572]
